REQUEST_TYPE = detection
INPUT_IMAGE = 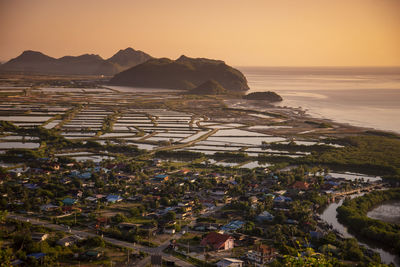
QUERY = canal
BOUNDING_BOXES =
[320,194,400,266]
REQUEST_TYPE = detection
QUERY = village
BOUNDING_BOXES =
[0,82,397,266]
[0,150,386,266]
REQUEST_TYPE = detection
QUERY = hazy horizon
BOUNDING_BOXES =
[1,0,400,67]
[1,49,400,69]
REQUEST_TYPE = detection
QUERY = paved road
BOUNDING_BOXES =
[7,214,194,267]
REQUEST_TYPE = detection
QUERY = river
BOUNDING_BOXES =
[320,195,400,266]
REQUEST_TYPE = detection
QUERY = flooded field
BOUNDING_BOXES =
[0,84,341,164]
[327,172,381,182]
[0,142,40,149]
[367,201,400,224]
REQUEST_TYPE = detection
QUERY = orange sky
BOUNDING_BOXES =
[1,0,399,66]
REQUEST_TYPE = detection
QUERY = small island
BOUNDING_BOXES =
[243,91,283,102]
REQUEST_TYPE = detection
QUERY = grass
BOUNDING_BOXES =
[165,248,215,267]
[177,232,202,246]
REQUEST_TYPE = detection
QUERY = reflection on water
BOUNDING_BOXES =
[320,195,400,266]
[367,201,400,224]
[240,67,400,133]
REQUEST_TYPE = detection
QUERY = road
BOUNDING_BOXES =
[7,214,194,267]
[152,128,219,153]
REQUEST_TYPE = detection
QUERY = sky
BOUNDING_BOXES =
[0,0,399,66]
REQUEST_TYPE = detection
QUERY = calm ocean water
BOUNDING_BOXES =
[239,67,400,133]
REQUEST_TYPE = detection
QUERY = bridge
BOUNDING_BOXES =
[328,184,383,202]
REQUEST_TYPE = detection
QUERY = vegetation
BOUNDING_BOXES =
[306,135,400,177]
[0,48,151,75]
[244,91,283,102]
[305,120,333,128]
[337,189,400,254]
[187,79,227,95]
[1,74,399,267]
[109,55,249,91]
[258,135,400,178]
[154,150,204,160]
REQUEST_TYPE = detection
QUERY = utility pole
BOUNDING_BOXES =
[127,249,129,264]
[203,247,206,267]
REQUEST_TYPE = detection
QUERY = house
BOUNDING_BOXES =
[139,224,158,236]
[310,231,324,240]
[85,250,102,258]
[31,232,48,242]
[118,222,138,231]
[216,258,243,267]
[256,211,274,222]
[27,253,46,260]
[152,158,162,166]
[40,204,59,212]
[263,193,275,200]
[200,232,234,250]
[164,227,176,234]
[246,244,278,266]
[10,259,24,265]
[249,196,258,204]
[49,163,60,170]
[290,181,310,190]
[95,194,106,200]
[194,223,219,232]
[24,183,39,190]
[180,169,190,175]
[62,206,82,213]
[221,220,245,232]
[85,196,97,202]
[273,196,292,203]
[75,190,83,198]
[62,198,77,206]
[184,177,197,183]
[210,189,227,196]
[152,174,169,183]
[78,172,92,179]
[106,194,123,203]
[56,236,77,247]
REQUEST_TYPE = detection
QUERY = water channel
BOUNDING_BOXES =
[320,194,400,266]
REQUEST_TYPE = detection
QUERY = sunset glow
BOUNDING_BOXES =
[1,0,400,66]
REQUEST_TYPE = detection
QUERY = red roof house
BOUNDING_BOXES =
[201,232,234,250]
[290,181,310,190]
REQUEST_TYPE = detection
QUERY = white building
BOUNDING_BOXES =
[216,258,243,267]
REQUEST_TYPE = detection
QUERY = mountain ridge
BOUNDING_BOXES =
[0,48,152,76]
[109,55,249,92]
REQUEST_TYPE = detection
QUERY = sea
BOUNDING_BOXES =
[239,67,400,133]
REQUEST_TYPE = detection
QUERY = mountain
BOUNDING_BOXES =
[109,55,249,91]
[243,91,283,102]
[0,48,152,75]
[107,48,152,72]
[1,50,58,72]
[188,80,227,95]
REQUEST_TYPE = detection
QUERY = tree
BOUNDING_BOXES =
[0,247,12,267]
[274,212,287,224]
[0,210,7,223]
[129,207,140,217]
[164,211,176,222]
[84,236,105,248]
[112,213,127,224]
